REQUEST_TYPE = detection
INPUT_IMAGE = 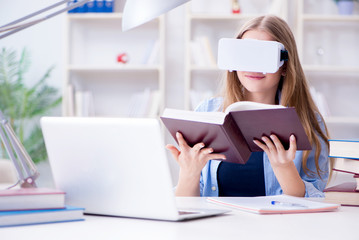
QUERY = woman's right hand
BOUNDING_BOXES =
[166,132,226,196]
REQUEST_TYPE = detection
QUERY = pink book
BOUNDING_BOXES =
[324,182,359,206]
[0,188,65,211]
[332,157,359,175]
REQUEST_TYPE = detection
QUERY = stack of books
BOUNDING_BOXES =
[324,139,359,206]
[0,188,84,227]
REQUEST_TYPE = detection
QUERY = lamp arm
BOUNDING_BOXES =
[0,0,71,29]
[4,123,39,179]
[0,19,44,34]
[0,125,25,180]
[0,0,90,39]
[0,110,39,188]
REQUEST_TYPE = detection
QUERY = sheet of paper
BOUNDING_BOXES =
[207,195,340,214]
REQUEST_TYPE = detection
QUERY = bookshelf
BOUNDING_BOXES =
[184,0,288,110]
[63,0,165,117]
[296,0,359,139]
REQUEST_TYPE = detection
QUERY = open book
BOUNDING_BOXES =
[207,195,340,214]
[160,101,312,164]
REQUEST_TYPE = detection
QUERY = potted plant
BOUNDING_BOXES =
[334,0,358,15]
[0,48,62,164]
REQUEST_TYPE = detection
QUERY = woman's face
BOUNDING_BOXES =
[236,30,285,103]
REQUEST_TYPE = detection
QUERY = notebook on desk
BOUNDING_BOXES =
[40,117,228,221]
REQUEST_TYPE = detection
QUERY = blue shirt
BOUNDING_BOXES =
[197,97,329,198]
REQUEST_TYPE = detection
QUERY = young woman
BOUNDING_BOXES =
[166,15,331,198]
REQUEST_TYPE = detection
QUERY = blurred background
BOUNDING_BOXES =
[1,0,358,187]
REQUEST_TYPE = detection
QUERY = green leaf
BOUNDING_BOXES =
[0,47,61,163]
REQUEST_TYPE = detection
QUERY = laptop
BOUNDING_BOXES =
[40,117,228,221]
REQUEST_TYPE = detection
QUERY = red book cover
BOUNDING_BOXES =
[354,175,359,191]
[161,102,312,164]
[333,168,359,175]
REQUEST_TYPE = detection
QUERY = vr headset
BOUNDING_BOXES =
[217,38,288,74]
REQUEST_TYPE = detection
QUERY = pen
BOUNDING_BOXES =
[271,201,308,208]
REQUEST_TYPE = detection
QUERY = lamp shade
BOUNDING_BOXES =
[122,0,190,31]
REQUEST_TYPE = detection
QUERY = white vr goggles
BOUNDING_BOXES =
[217,38,288,74]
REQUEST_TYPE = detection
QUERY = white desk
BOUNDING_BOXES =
[1,197,358,240]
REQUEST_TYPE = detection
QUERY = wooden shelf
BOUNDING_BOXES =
[303,65,359,73]
[325,117,359,125]
[190,66,222,71]
[189,13,259,20]
[68,12,123,20]
[68,65,161,72]
[302,14,359,22]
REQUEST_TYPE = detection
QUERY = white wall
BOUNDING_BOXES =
[0,0,65,92]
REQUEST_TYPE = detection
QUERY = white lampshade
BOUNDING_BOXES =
[122,0,190,31]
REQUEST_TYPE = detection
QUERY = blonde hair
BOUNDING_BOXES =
[221,15,331,178]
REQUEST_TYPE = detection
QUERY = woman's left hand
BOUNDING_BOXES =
[253,134,297,168]
[253,134,305,197]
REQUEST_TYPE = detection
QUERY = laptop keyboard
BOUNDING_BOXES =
[178,210,201,215]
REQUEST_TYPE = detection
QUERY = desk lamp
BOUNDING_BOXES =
[0,0,92,188]
[122,0,190,31]
[0,111,39,188]
[0,0,191,188]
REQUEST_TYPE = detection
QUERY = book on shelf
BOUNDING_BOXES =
[147,90,161,118]
[95,0,104,12]
[85,0,96,12]
[142,39,157,65]
[103,0,114,13]
[197,36,216,67]
[190,36,216,67]
[0,205,84,227]
[160,101,312,164]
[67,0,78,13]
[68,0,114,13]
[329,139,359,159]
[190,0,232,14]
[332,157,359,175]
[65,84,95,117]
[0,188,65,211]
[127,88,161,118]
[146,40,160,65]
[66,84,75,116]
[207,195,340,214]
[75,91,95,117]
[190,40,206,67]
[324,182,359,206]
[267,0,287,19]
[75,0,87,13]
[127,88,151,117]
